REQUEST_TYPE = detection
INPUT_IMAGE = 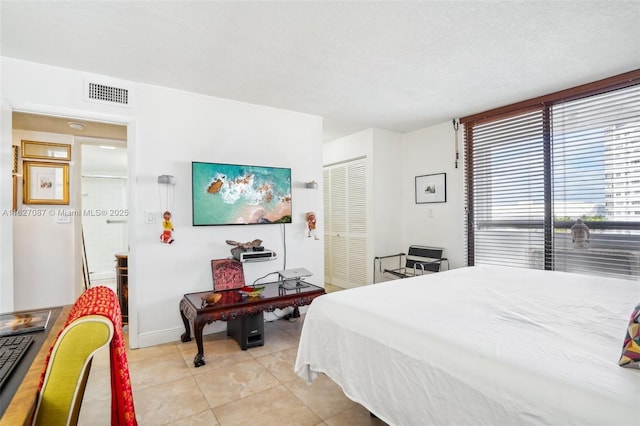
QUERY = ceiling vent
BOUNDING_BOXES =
[85,79,133,107]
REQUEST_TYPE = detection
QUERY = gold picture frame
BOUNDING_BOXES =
[12,175,18,211]
[12,145,18,173]
[21,140,71,161]
[23,161,69,205]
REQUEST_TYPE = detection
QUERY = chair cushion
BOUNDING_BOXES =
[35,285,137,426]
[35,316,113,425]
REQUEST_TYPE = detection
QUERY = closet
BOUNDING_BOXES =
[323,158,368,288]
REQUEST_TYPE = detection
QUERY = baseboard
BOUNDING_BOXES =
[136,321,226,348]
[136,305,310,348]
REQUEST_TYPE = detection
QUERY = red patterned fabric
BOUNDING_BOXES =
[38,286,137,425]
[211,258,245,290]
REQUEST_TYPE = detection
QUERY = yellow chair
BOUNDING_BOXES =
[32,315,114,426]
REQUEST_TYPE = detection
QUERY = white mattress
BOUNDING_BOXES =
[294,266,640,426]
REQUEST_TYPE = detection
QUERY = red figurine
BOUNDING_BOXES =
[160,210,174,244]
[306,211,318,239]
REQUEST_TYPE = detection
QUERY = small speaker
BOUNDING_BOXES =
[227,312,264,350]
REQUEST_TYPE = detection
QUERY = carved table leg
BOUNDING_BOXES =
[193,318,206,367]
[179,304,192,343]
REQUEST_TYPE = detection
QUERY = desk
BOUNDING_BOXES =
[180,282,325,367]
[0,306,67,426]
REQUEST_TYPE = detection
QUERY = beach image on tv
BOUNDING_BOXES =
[192,162,292,225]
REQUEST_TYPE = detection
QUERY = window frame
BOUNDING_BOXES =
[460,69,640,269]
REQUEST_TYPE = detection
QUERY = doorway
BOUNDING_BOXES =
[8,109,137,347]
[11,112,128,300]
[80,141,128,290]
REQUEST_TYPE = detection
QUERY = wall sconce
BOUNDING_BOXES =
[305,181,318,189]
[157,176,176,211]
[158,175,176,185]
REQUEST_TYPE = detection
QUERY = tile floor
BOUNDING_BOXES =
[78,285,387,426]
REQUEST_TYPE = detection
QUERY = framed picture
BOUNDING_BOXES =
[415,173,446,204]
[23,161,69,205]
[211,259,245,291]
[21,140,71,161]
[0,309,51,337]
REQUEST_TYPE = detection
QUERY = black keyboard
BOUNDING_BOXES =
[0,334,35,388]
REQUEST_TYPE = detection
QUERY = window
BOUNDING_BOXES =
[462,70,640,280]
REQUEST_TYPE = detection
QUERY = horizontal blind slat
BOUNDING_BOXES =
[467,81,640,278]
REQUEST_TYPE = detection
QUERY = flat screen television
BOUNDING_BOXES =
[192,161,292,226]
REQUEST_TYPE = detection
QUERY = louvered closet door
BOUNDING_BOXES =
[324,158,368,288]
[323,170,332,281]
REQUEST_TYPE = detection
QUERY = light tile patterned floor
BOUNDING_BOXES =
[79,306,387,425]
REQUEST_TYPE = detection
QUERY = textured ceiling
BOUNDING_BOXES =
[2,1,639,141]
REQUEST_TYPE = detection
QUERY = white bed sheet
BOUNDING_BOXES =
[294,266,640,426]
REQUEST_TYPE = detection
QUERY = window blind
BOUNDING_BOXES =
[463,71,640,280]
[466,109,546,269]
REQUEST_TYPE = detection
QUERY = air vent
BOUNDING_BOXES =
[88,82,129,105]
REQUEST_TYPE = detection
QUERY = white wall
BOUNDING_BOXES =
[11,130,79,310]
[323,128,374,166]
[1,57,323,348]
[1,99,15,312]
[324,122,466,278]
[370,129,404,260]
[401,122,465,269]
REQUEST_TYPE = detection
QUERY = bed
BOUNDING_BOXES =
[294,265,640,425]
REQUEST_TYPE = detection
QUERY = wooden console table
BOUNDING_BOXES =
[179,282,325,367]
